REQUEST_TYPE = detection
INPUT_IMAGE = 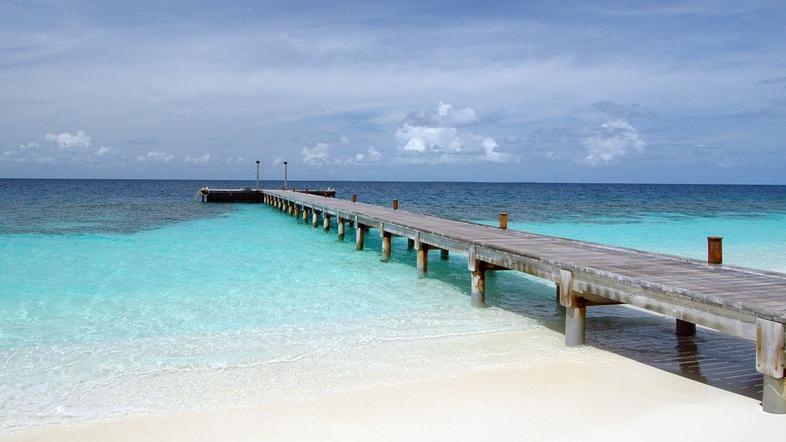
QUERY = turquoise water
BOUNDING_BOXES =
[2,180,786,428]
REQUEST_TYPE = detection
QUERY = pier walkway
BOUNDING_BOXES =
[259,189,786,413]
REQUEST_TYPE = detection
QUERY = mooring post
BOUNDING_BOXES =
[416,240,429,274]
[560,269,586,346]
[312,210,319,228]
[676,237,722,337]
[440,249,449,260]
[382,231,392,261]
[356,223,365,250]
[323,212,330,231]
[352,194,357,203]
[393,199,398,210]
[338,217,345,241]
[756,318,785,414]
[499,212,508,230]
[468,248,487,307]
[407,238,414,250]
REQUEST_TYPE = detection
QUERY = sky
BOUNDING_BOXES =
[1,0,786,183]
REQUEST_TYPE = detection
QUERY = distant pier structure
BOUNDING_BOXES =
[199,187,335,202]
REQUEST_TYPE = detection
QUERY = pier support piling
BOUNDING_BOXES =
[312,210,318,228]
[356,224,365,250]
[416,241,429,274]
[565,306,586,347]
[294,204,300,219]
[756,318,785,414]
[382,232,392,261]
[470,261,487,307]
[559,269,586,346]
[676,319,696,337]
[323,213,330,231]
[338,217,345,240]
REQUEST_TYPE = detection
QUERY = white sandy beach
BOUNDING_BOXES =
[3,326,783,442]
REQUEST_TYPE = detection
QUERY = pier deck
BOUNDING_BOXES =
[259,189,786,413]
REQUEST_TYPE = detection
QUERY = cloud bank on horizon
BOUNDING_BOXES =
[1,0,785,183]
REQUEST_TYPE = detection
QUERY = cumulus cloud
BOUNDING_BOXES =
[1,131,116,166]
[301,142,331,165]
[394,101,513,164]
[45,130,91,149]
[136,150,174,162]
[184,153,211,164]
[353,147,382,163]
[583,119,646,165]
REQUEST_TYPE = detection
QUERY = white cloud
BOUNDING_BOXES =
[184,153,211,164]
[583,119,646,165]
[353,147,382,163]
[301,142,330,165]
[406,101,479,127]
[96,146,111,156]
[394,102,513,164]
[272,156,284,166]
[136,150,174,162]
[45,130,91,149]
[396,125,462,153]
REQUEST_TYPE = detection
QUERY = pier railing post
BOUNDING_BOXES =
[756,318,786,414]
[559,269,586,346]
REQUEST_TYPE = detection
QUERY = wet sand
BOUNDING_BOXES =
[3,327,783,442]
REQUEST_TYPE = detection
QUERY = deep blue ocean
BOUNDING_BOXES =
[2,179,785,429]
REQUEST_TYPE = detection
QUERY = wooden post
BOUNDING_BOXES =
[559,269,586,346]
[337,217,345,240]
[352,194,357,203]
[323,213,330,231]
[294,204,300,218]
[468,248,487,307]
[708,236,723,264]
[416,241,429,274]
[303,207,309,223]
[756,318,786,414]
[676,319,696,337]
[393,199,399,210]
[382,232,392,261]
[312,210,318,228]
[356,224,365,250]
[407,238,414,250]
[440,249,449,260]
[499,212,508,230]
[289,203,294,216]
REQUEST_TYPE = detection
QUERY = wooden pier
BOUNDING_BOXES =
[257,189,786,413]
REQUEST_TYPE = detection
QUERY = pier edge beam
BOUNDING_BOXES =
[559,269,586,347]
[355,223,366,250]
[416,240,429,275]
[756,318,786,414]
[338,217,345,241]
[381,231,392,261]
[468,248,487,307]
